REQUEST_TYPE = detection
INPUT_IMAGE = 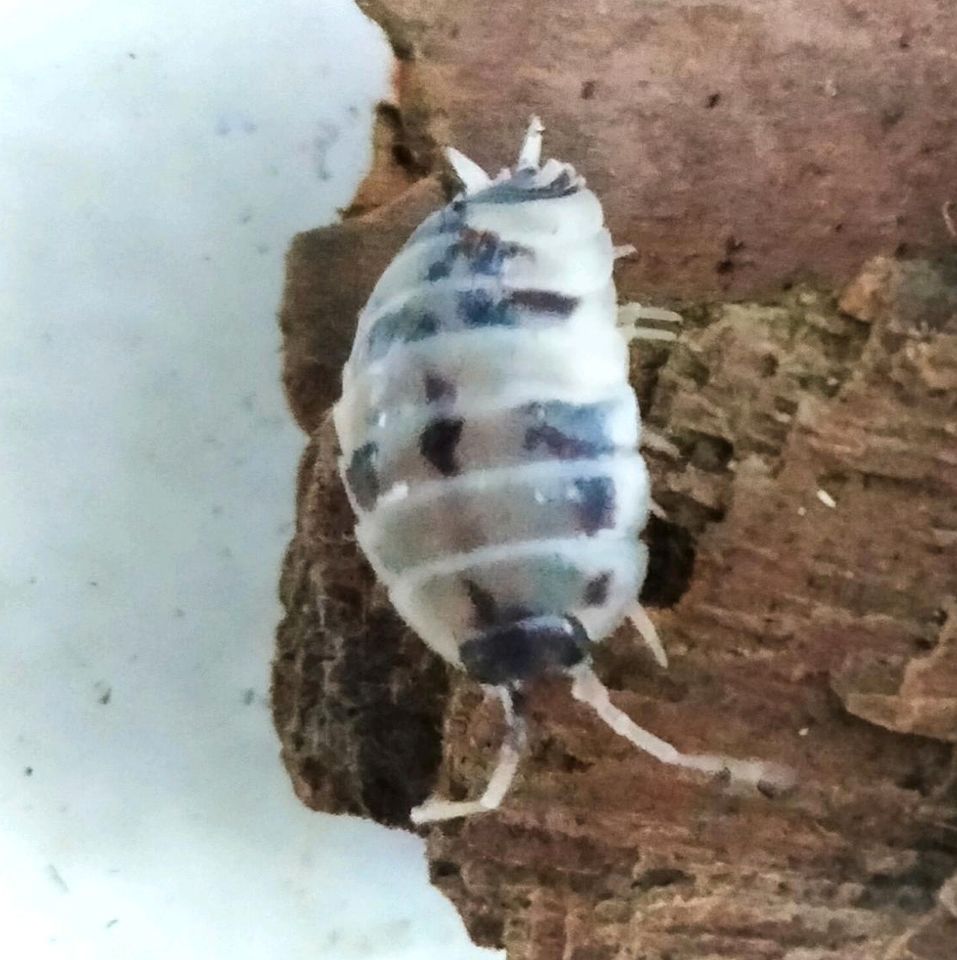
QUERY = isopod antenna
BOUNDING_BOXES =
[569,663,795,794]
[410,685,527,824]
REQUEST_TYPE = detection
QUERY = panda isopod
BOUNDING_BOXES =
[332,117,793,823]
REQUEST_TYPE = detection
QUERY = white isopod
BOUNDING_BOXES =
[333,118,791,823]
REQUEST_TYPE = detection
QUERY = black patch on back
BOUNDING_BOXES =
[419,417,464,476]
[423,372,457,404]
[464,579,533,628]
[507,289,579,316]
[460,615,590,685]
[524,423,599,460]
[345,442,379,510]
[366,307,439,360]
[464,579,499,627]
[583,572,612,606]
[426,229,528,282]
[573,476,615,535]
[456,229,527,275]
[426,259,452,281]
[457,289,513,328]
[522,401,615,460]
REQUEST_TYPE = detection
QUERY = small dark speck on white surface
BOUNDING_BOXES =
[47,865,69,893]
[311,120,341,181]
[242,688,255,706]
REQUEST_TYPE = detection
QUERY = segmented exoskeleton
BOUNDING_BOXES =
[333,118,790,823]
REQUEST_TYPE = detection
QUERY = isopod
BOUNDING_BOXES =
[333,117,791,823]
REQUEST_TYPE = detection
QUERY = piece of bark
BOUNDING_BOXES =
[272,3,957,956]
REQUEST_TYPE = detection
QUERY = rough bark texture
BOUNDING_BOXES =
[272,2,957,957]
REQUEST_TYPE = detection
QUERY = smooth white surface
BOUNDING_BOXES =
[0,2,498,957]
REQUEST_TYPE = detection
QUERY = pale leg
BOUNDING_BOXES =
[568,664,795,794]
[410,686,527,824]
[617,302,683,344]
[626,602,669,668]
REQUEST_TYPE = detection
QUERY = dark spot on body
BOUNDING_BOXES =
[424,372,457,404]
[428,229,526,281]
[366,307,439,359]
[465,579,499,627]
[345,442,379,509]
[426,259,452,281]
[524,424,600,459]
[572,476,615,535]
[455,229,528,275]
[522,401,616,461]
[583,572,612,606]
[419,417,464,476]
[457,289,513,327]
[507,289,578,316]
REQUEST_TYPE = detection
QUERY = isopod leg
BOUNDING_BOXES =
[410,686,527,824]
[625,602,669,668]
[617,303,683,344]
[568,663,795,794]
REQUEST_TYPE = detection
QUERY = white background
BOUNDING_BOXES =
[0,1,496,957]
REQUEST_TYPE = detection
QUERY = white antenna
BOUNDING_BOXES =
[516,115,545,169]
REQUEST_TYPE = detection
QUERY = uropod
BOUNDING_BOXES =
[333,118,791,823]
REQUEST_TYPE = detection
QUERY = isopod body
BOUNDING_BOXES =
[333,119,790,823]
